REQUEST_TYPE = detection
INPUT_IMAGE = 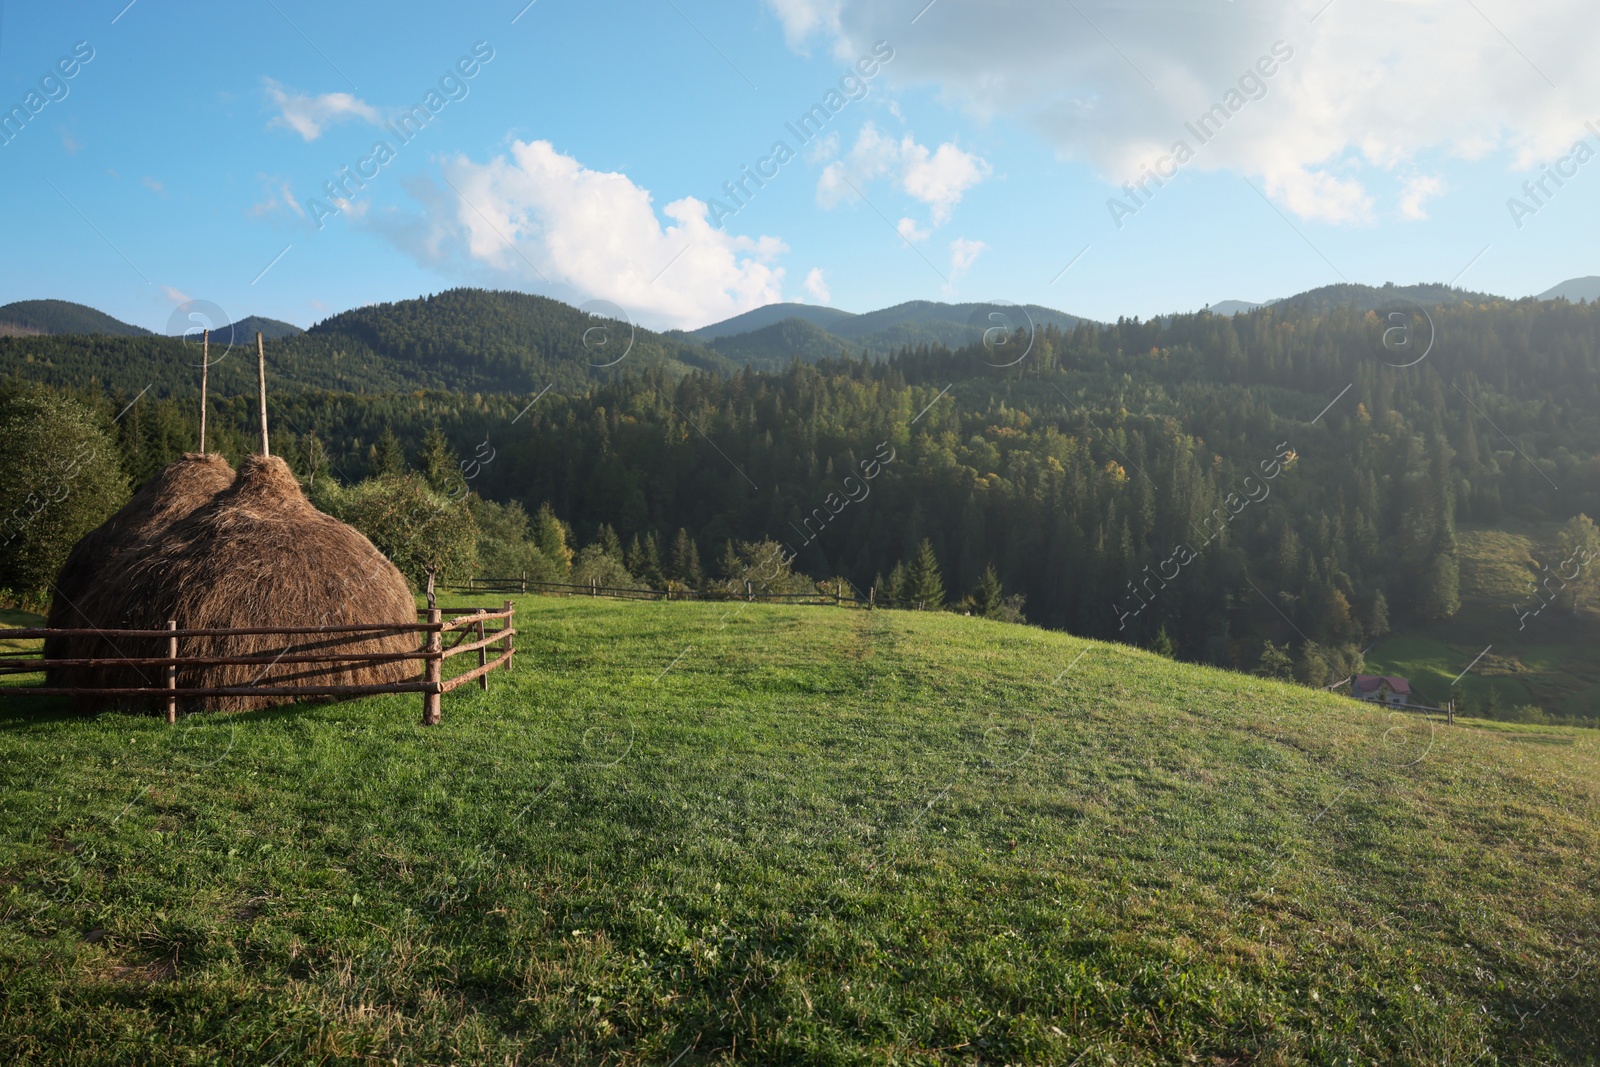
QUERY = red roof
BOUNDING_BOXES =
[1353,674,1411,694]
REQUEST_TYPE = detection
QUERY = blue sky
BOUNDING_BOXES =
[1,0,1596,333]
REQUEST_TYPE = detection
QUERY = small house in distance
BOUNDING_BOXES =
[1352,674,1413,706]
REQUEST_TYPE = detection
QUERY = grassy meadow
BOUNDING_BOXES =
[1,597,1597,1064]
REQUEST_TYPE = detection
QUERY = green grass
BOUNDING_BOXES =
[1,598,1597,1065]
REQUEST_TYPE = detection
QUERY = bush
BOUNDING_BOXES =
[570,544,641,590]
[320,473,477,589]
[471,498,563,585]
[0,391,128,607]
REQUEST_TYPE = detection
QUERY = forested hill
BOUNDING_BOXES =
[0,299,151,337]
[0,289,735,399]
[7,286,1600,723]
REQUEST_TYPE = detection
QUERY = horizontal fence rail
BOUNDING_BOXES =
[0,603,516,726]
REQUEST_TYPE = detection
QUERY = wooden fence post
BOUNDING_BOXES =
[521,570,527,593]
[503,600,515,671]
[476,616,489,691]
[868,587,875,611]
[422,608,442,726]
[1447,700,1455,726]
[166,619,178,724]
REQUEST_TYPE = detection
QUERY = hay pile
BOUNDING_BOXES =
[45,453,236,689]
[48,454,421,712]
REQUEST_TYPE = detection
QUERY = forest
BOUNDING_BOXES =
[4,290,1599,723]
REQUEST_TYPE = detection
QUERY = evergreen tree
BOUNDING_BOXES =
[970,564,1003,618]
[418,424,461,496]
[1419,553,1461,619]
[372,424,407,478]
[594,523,624,563]
[1151,625,1176,658]
[886,562,911,608]
[626,532,665,588]
[668,527,705,587]
[906,538,945,610]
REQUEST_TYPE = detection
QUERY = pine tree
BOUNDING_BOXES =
[627,532,665,588]
[595,523,624,563]
[372,424,407,478]
[1151,625,1175,658]
[886,562,910,608]
[418,425,460,495]
[668,527,704,587]
[907,538,945,610]
[970,564,1003,618]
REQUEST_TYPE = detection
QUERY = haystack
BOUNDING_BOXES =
[51,454,420,712]
[45,452,236,690]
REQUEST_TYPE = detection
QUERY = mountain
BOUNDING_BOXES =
[0,288,733,400]
[691,302,858,341]
[1272,282,1500,315]
[0,299,152,337]
[1206,299,1270,316]
[692,299,1092,367]
[211,315,304,342]
[1538,276,1600,303]
[704,317,854,371]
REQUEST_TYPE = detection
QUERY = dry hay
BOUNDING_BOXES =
[45,451,233,633]
[49,454,421,712]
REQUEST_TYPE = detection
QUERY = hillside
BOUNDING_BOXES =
[0,598,1594,1063]
[704,316,853,370]
[1539,276,1600,303]
[212,315,303,342]
[1272,282,1499,314]
[0,300,151,337]
[0,289,734,399]
[693,299,1091,362]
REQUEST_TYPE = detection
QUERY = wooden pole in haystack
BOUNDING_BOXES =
[199,330,209,453]
[256,331,270,456]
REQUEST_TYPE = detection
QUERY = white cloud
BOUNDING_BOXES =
[367,140,787,330]
[161,285,191,305]
[803,267,831,302]
[772,0,1600,223]
[248,177,306,222]
[806,130,841,164]
[265,79,383,141]
[897,216,930,243]
[1399,174,1444,220]
[949,237,985,283]
[767,0,842,49]
[816,122,990,223]
[142,176,166,197]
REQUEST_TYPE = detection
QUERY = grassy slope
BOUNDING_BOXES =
[0,599,1596,1065]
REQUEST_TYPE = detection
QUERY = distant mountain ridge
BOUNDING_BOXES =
[1538,276,1600,303]
[0,299,152,337]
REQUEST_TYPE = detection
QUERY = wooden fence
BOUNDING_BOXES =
[447,575,866,606]
[0,602,516,726]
